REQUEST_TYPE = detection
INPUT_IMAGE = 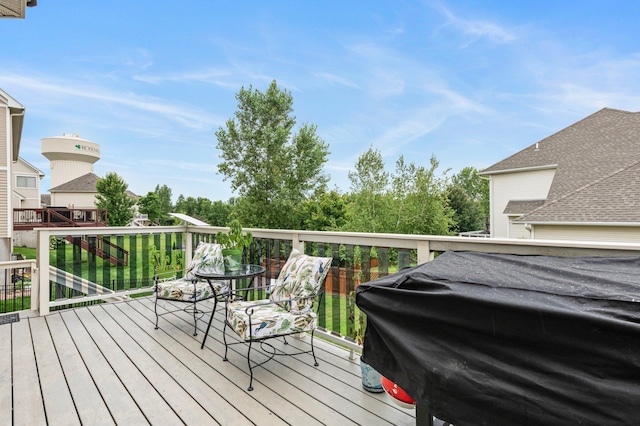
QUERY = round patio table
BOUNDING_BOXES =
[196,264,266,349]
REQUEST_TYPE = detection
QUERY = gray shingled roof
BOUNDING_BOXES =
[503,200,546,215]
[50,173,101,192]
[481,108,640,224]
[49,172,137,198]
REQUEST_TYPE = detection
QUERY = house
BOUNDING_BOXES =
[480,108,640,242]
[0,88,25,261]
[12,157,44,209]
[49,172,103,209]
[0,0,37,19]
[49,172,138,209]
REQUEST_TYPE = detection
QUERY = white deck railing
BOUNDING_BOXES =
[30,225,640,352]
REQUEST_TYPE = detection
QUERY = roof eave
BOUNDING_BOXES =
[513,220,640,227]
[479,164,558,176]
[10,106,24,162]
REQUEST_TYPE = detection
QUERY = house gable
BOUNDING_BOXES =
[482,108,640,229]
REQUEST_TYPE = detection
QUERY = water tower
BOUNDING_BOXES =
[41,133,100,188]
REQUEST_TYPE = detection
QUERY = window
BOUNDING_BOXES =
[16,176,37,188]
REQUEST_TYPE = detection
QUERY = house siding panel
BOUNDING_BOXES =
[12,159,42,209]
[490,169,556,238]
[0,106,7,165]
[51,192,97,209]
[534,225,640,243]
[0,171,8,238]
[508,217,531,239]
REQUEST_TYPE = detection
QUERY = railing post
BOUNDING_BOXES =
[36,228,50,316]
[292,232,303,252]
[417,240,433,265]
[185,230,193,265]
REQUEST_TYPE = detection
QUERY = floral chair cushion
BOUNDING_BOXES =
[184,242,225,280]
[269,249,332,313]
[226,300,316,340]
[226,249,332,340]
[157,278,227,302]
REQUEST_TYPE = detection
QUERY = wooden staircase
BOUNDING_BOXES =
[64,236,129,266]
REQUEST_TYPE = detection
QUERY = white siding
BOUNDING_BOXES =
[534,225,640,243]
[0,171,7,238]
[12,158,41,208]
[490,168,556,238]
[508,218,531,239]
[50,192,97,209]
[0,105,7,166]
[0,106,9,239]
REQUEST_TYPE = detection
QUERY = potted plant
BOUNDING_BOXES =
[349,290,383,393]
[216,219,252,271]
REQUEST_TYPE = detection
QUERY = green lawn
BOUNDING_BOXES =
[8,236,370,339]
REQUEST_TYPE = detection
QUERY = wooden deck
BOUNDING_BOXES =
[2,297,416,425]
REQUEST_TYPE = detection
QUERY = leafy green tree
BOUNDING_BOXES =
[447,185,483,233]
[137,192,162,224]
[388,155,453,235]
[449,167,489,231]
[344,149,453,235]
[216,80,329,229]
[206,200,233,226]
[299,188,347,231]
[344,147,389,233]
[154,184,174,225]
[95,172,136,226]
[174,195,233,226]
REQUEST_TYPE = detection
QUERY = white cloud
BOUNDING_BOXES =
[133,68,232,86]
[432,2,516,45]
[0,73,222,131]
[313,73,360,89]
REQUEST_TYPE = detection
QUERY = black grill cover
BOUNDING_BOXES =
[356,251,640,426]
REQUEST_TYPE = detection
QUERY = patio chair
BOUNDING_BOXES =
[154,242,228,336]
[222,248,332,390]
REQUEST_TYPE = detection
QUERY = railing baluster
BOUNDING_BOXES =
[129,234,138,288]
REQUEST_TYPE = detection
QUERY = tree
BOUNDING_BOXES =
[447,185,483,233]
[174,195,233,226]
[344,147,389,233]
[95,172,136,226]
[216,80,329,229]
[388,155,453,235]
[299,188,347,231]
[137,192,162,224]
[344,149,453,235]
[449,167,489,231]
[154,184,174,225]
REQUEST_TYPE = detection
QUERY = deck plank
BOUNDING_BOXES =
[177,297,415,425]
[0,324,12,426]
[11,318,47,426]
[108,301,290,426]
[72,307,186,425]
[142,297,414,426]
[29,315,81,425]
[45,314,116,425]
[130,298,325,426]
[9,297,418,426]
[91,303,229,426]
[263,325,415,424]
[59,310,150,425]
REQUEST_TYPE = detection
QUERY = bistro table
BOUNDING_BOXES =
[196,264,266,349]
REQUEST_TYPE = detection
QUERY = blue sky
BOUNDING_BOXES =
[2,1,640,202]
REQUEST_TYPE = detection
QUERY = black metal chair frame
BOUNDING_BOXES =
[222,284,326,391]
[153,269,217,336]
